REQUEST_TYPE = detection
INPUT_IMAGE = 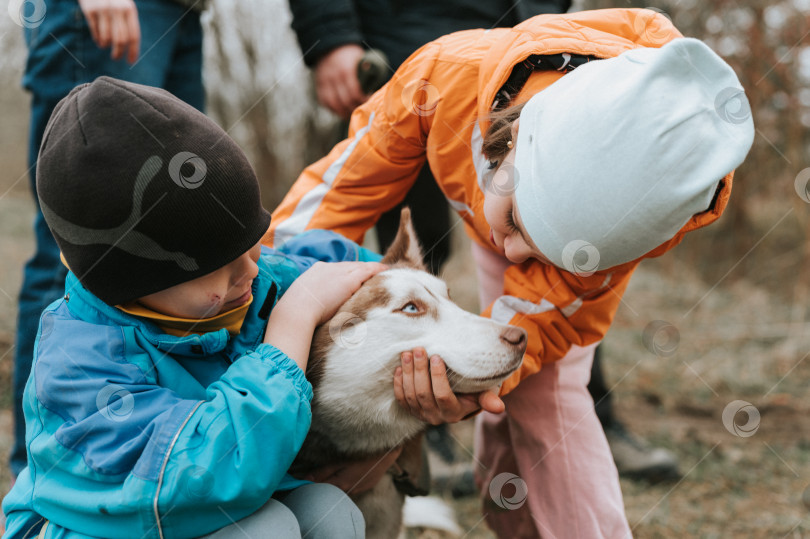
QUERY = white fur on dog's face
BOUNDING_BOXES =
[305,207,526,455]
[360,268,524,392]
[309,266,526,453]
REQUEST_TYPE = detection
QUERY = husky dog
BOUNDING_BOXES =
[292,209,527,538]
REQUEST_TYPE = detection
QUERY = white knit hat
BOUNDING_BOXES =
[513,38,754,274]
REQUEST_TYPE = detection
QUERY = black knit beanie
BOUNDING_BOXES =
[36,77,271,305]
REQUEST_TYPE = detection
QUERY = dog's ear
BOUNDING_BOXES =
[381,208,426,270]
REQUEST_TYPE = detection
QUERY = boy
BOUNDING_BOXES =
[2,76,384,538]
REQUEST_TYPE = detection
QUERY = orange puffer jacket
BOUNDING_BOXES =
[266,8,733,395]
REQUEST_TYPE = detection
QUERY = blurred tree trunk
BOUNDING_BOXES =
[202,0,338,213]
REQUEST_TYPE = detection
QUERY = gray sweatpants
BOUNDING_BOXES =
[200,483,365,538]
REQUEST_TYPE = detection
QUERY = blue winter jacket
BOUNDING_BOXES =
[1,231,380,539]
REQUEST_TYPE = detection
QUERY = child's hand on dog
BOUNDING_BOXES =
[291,261,388,325]
[265,261,387,370]
[394,348,506,424]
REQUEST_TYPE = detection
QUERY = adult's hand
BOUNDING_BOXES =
[78,0,140,64]
[314,44,368,119]
[393,348,505,425]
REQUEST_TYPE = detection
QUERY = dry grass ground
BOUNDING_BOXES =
[1,76,809,539]
[418,232,810,538]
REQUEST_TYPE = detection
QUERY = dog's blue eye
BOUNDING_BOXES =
[401,303,419,314]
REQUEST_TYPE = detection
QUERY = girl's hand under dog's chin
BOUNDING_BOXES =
[393,348,505,424]
[465,389,505,416]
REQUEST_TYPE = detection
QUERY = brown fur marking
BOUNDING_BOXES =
[308,275,391,388]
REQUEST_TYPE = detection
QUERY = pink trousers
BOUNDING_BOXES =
[471,243,631,539]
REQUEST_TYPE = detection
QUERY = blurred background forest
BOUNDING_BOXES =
[1,0,810,536]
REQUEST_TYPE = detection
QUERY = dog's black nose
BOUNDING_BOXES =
[500,327,527,349]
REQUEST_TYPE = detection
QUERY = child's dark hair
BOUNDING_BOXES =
[481,102,526,163]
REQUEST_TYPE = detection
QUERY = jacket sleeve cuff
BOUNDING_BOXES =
[304,34,363,67]
[253,344,314,402]
[290,7,363,66]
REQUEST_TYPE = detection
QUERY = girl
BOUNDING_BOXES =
[267,9,754,537]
